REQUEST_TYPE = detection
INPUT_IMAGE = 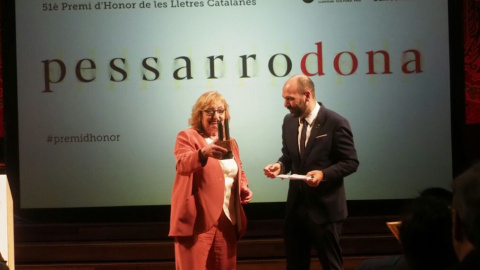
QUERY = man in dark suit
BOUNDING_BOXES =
[264,74,359,270]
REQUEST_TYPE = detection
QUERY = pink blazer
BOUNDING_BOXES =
[169,128,249,238]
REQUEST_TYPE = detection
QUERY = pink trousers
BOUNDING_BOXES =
[174,211,238,270]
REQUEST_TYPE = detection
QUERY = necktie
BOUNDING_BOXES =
[300,119,308,153]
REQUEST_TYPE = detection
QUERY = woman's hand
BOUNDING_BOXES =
[200,138,228,160]
[240,186,253,204]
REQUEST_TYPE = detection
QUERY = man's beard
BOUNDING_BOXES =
[289,100,307,118]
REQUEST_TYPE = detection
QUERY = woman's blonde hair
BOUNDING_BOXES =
[189,91,230,134]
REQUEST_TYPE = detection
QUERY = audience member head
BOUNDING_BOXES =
[451,162,480,261]
[0,252,9,270]
[419,187,453,202]
[399,187,458,270]
[0,262,8,270]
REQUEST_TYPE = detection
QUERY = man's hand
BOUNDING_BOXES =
[305,170,324,187]
[264,163,281,178]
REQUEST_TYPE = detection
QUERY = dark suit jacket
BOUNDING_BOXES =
[278,102,359,224]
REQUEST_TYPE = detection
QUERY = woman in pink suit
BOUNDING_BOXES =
[169,91,253,270]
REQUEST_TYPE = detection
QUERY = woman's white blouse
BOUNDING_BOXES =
[205,138,238,224]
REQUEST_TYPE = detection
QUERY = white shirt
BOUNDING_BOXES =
[219,158,238,225]
[205,138,238,225]
[298,102,321,152]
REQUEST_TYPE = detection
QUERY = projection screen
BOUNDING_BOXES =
[6,0,462,211]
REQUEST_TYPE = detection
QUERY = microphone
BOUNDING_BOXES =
[217,119,224,140]
[225,118,230,140]
[216,119,232,159]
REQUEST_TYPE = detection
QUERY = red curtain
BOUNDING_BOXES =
[465,0,480,124]
[0,7,4,138]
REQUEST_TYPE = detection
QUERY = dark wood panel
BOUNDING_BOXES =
[13,216,401,268]
[13,222,171,242]
[15,235,400,263]
[14,256,376,270]
[14,216,399,242]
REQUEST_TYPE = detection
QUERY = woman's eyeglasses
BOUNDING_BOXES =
[203,109,225,116]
